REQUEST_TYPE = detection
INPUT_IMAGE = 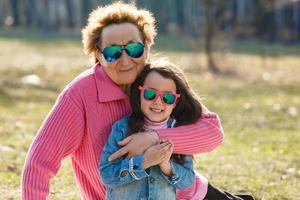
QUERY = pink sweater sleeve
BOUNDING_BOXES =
[157,111,224,155]
[21,90,85,200]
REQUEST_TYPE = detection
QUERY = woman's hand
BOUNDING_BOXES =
[108,131,159,161]
[143,141,173,169]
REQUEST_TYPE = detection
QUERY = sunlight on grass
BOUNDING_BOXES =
[0,37,299,199]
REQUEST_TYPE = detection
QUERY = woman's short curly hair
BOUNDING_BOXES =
[82,1,157,63]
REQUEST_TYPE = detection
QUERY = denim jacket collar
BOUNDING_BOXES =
[167,118,176,128]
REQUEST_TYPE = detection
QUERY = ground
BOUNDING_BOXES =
[0,34,299,200]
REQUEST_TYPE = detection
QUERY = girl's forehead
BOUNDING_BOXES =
[143,71,176,92]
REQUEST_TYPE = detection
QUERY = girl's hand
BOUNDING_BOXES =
[109,131,159,161]
[143,141,172,169]
[159,140,173,176]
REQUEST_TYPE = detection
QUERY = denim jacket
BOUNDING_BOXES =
[99,116,195,200]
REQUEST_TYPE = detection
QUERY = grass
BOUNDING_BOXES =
[0,35,299,200]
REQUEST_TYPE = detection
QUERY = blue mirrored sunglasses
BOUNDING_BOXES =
[101,42,144,62]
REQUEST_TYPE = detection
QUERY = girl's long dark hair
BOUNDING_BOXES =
[128,59,203,164]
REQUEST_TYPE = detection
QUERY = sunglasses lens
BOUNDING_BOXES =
[102,45,122,62]
[125,43,144,58]
[143,89,156,100]
[163,93,176,105]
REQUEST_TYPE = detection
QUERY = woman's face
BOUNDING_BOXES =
[98,22,149,86]
[140,71,177,122]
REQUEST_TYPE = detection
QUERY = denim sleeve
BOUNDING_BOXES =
[160,155,195,189]
[99,119,149,188]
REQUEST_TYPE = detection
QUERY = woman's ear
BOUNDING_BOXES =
[94,43,104,65]
[144,45,150,61]
[95,51,106,66]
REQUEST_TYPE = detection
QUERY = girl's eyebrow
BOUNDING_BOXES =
[146,86,175,93]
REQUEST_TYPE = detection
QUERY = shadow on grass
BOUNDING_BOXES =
[184,64,243,80]
[188,70,300,98]
[215,81,299,97]
[155,35,300,57]
[0,29,80,42]
[0,87,14,107]
[0,82,58,108]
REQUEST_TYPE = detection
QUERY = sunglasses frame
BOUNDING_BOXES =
[138,86,180,106]
[101,42,144,62]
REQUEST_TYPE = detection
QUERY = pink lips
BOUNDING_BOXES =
[150,108,163,114]
[119,68,134,72]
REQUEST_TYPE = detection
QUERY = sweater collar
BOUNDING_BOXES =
[94,64,128,102]
[143,117,177,131]
[143,117,169,131]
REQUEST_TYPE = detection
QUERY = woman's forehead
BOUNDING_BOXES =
[101,23,143,47]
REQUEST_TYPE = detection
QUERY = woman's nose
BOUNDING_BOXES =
[119,50,129,65]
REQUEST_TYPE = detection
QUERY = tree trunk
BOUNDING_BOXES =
[81,0,93,26]
[65,0,75,29]
[53,0,61,30]
[203,0,220,73]
[10,0,20,26]
[40,0,50,30]
[26,0,37,27]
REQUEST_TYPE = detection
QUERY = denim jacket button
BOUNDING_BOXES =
[120,171,128,177]
[149,177,155,183]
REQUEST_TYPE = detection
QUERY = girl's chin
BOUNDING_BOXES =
[146,116,167,123]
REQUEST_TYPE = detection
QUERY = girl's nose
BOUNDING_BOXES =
[153,96,163,106]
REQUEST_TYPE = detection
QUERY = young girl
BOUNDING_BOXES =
[99,60,253,200]
[99,59,197,200]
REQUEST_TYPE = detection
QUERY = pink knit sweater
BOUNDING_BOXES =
[22,65,224,200]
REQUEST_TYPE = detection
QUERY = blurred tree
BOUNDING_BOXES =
[41,0,50,30]
[293,1,300,39]
[52,0,61,30]
[10,0,20,26]
[0,0,299,44]
[203,0,218,73]
[256,0,277,42]
[65,0,76,29]
[81,0,93,26]
[25,0,37,27]
[201,0,233,73]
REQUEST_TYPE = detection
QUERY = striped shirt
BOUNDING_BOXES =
[22,65,224,200]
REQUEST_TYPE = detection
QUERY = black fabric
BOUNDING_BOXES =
[203,183,254,200]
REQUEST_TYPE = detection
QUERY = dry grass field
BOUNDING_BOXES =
[0,35,299,199]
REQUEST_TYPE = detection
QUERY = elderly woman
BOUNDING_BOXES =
[22,2,226,200]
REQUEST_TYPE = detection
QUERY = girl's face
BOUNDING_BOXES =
[140,71,177,122]
[97,22,149,87]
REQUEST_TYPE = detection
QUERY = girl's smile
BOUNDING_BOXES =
[140,71,177,122]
